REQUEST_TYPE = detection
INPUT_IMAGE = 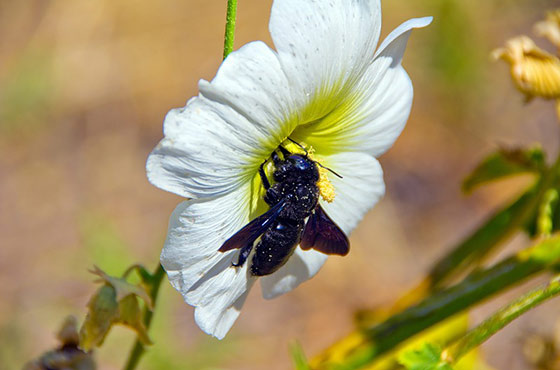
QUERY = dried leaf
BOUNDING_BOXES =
[24,316,95,370]
[91,266,153,309]
[79,285,119,351]
[79,267,154,351]
[117,295,152,345]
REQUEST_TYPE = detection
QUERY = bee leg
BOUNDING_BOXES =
[232,243,253,267]
[271,151,283,166]
[264,187,280,206]
[259,160,271,190]
[277,146,292,159]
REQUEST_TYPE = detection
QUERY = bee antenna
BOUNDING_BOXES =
[287,137,308,156]
[317,162,343,179]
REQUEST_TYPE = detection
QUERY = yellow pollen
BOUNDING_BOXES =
[317,165,336,203]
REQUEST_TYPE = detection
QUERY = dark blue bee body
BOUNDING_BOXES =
[219,146,349,276]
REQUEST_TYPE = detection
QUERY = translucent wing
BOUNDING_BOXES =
[219,200,286,252]
[300,205,349,256]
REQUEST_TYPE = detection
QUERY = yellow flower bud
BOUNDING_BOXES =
[492,36,560,101]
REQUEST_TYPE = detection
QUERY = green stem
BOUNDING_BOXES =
[223,0,238,59]
[123,3,238,367]
[122,264,166,370]
[442,274,560,364]
[312,236,560,370]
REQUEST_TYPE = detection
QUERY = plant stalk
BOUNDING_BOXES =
[122,263,166,370]
[122,2,239,368]
[223,0,238,59]
[442,274,560,364]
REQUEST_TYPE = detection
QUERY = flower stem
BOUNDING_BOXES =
[122,263,165,370]
[123,4,238,368]
[442,274,560,364]
[123,4,239,368]
[223,0,238,59]
[311,235,560,369]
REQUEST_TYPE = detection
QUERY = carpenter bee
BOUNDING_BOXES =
[219,140,349,276]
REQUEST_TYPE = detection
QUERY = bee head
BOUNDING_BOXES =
[273,154,319,182]
[288,154,314,172]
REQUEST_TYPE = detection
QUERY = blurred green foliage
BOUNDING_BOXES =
[291,342,311,370]
[399,343,452,370]
[0,48,54,133]
[80,212,134,274]
[430,1,482,91]
[462,146,545,194]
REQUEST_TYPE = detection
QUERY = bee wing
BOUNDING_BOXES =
[218,200,286,252]
[300,205,349,256]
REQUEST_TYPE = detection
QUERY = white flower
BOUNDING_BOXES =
[147,0,431,339]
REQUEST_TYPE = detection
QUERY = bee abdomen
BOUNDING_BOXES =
[250,219,303,276]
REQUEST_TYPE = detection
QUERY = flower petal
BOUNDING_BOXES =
[147,41,296,199]
[260,249,327,299]
[269,0,382,120]
[260,152,384,299]
[292,17,432,157]
[321,152,385,234]
[147,99,253,198]
[374,17,433,60]
[199,41,296,153]
[161,185,257,339]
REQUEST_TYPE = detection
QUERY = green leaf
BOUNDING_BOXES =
[462,147,545,193]
[399,343,454,370]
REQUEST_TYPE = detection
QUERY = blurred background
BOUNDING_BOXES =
[2,0,560,369]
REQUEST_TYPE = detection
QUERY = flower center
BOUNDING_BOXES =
[280,139,336,203]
